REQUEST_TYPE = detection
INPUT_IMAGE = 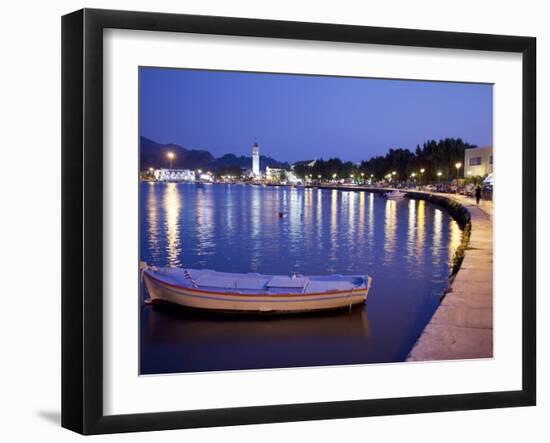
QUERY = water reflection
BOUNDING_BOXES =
[195,186,215,264]
[367,192,374,246]
[146,182,160,262]
[250,186,261,269]
[328,190,339,270]
[449,220,462,262]
[141,303,371,374]
[225,184,234,233]
[416,199,426,252]
[348,191,356,240]
[432,208,443,263]
[141,183,463,373]
[406,199,416,262]
[358,191,365,234]
[383,200,397,264]
[163,183,181,267]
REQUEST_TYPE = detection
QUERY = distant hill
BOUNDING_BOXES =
[140,137,214,170]
[140,136,290,172]
[209,153,290,171]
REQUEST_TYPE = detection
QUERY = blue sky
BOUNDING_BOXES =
[140,67,493,163]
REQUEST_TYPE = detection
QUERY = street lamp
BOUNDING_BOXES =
[420,168,425,187]
[437,171,442,184]
[166,152,175,169]
[455,162,462,193]
[332,173,337,180]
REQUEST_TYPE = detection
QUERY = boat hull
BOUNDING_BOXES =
[143,271,371,314]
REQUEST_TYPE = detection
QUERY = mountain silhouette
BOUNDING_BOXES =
[140,136,290,172]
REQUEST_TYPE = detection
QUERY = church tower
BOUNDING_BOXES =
[252,141,260,176]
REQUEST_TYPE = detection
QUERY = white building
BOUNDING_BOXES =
[464,146,493,177]
[265,166,288,182]
[154,168,196,182]
[252,142,260,176]
[286,171,300,184]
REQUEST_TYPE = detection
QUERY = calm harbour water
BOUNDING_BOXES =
[140,182,461,374]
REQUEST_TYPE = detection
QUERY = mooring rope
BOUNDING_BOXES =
[183,268,198,288]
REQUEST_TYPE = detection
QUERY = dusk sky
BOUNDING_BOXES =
[139,67,493,163]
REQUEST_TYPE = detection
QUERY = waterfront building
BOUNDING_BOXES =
[265,166,288,182]
[252,142,260,176]
[464,146,493,177]
[286,171,300,184]
[154,168,196,182]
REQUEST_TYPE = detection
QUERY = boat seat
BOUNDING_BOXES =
[266,276,309,289]
[194,275,237,289]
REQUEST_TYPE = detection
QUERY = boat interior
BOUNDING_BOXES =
[146,267,368,295]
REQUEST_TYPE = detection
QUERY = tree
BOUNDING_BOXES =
[215,165,243,178]
[293,163,309,179]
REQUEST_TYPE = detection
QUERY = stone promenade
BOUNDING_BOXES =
[407,193,493,361]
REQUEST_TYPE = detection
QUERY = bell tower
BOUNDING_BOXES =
[252,141,260,176]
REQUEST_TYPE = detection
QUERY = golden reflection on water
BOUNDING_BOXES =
[250,186,261,239]
[303,189,313,251]
[289,188,302,247]
[150,185,462,284]
[250,186,262,268]
[146,182,160,260]
[358,191,365,235]
[367,192,374,244]
[225,184,234,233]
[383,199,397,263]
[433,208,443,260]
[163,183,181,267]
[449,220,462,261]
[304,188,312,224]
[316,188,323,240]
[416,199,426,252]
[406,199,416,261]
[329,190,339,268]
[348,192,356,240]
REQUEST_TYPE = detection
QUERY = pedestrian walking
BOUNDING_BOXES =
[475,185,482,205]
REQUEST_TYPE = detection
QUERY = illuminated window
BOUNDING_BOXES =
[469,157,482,166]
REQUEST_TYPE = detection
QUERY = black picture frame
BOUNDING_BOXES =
[62,8,536,435]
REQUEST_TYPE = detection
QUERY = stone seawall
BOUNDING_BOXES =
[406,193,493,361]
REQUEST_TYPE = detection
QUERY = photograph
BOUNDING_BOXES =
[138,67,494,375]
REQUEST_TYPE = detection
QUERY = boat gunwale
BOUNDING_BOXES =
[144,270,371,299]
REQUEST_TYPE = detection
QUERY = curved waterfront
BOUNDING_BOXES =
[140,182,462,374]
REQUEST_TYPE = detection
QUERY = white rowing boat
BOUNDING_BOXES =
[141,263,372,314]
[385,190,406,200]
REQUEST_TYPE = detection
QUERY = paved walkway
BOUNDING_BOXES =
[407,193,493,361]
